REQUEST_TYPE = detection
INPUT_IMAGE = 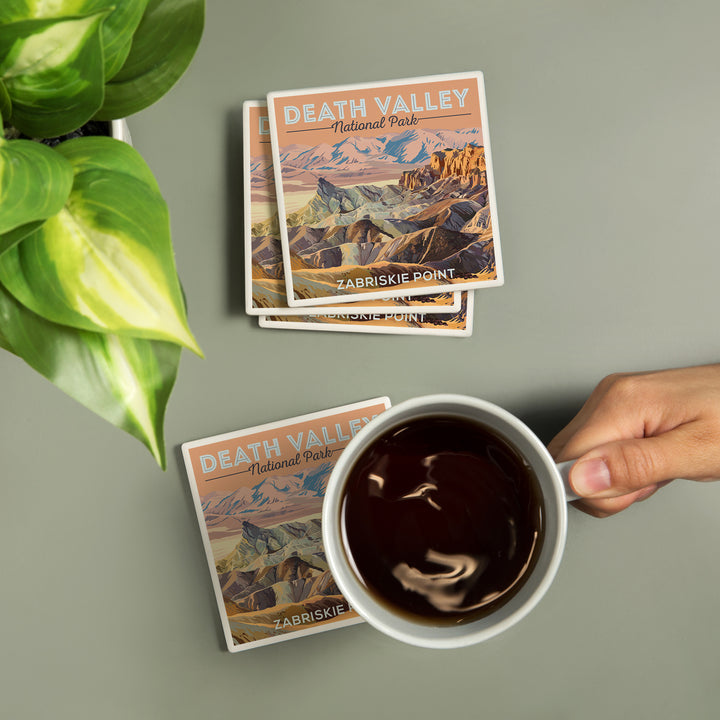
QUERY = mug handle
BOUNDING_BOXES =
[556,460,581,502]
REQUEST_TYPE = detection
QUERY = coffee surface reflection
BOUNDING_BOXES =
[340,415,545,625]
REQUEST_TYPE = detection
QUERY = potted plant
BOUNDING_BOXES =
[0,0,205,468]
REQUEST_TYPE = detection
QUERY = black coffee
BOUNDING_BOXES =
[340,415,545,625]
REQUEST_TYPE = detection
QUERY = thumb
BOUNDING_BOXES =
[569,427,696,499]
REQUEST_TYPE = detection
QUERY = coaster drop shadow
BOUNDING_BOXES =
[225,106,246,315]
[172,443,230,652]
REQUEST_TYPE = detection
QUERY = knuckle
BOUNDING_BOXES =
[683,423,720,478]
[694,422,720,449]
[612,443,658,489]
[596,372,625,394]
[603,373,647,406]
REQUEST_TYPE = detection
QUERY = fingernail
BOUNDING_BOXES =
[572,458,612,496]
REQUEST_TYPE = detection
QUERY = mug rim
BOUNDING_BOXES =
[322,393,568,649]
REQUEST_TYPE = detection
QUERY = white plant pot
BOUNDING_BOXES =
[111,119,132,145]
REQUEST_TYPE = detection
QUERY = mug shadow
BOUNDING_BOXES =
[512,396,584,448]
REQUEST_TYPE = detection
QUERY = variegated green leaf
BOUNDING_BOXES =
[0,12,108,137]
[97,0,204,119]
[0,280,179,467]
[0,80,11,122]
[0,220,44,257]
[0,136,202,355]
[0,135,73,234]
[0,1,150,81]
[58,130,160,191]
[0,320,12,352]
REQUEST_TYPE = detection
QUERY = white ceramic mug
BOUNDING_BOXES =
[322,394,577,649]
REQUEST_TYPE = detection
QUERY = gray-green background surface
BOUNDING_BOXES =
[2,2,719,718]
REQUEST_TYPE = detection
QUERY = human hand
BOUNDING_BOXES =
[548,364,720,517]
